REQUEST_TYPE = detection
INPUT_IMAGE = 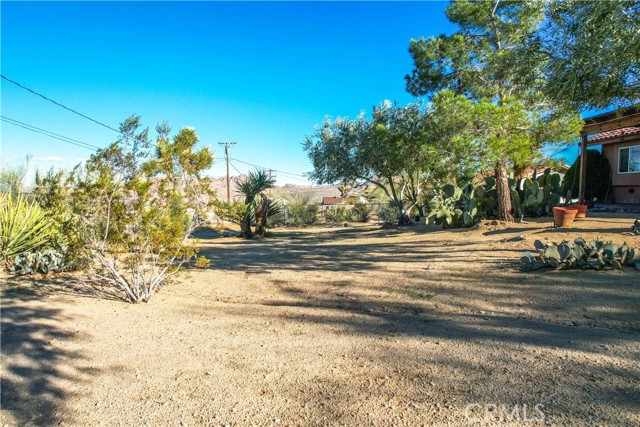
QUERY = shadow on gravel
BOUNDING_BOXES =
[1,293,99,425]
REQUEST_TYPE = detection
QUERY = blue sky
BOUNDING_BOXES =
[2,1,460,185]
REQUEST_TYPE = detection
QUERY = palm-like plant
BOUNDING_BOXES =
[236,169,276,238]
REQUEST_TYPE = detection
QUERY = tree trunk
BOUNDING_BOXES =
[240,216,252,239]
[496,161,514,222]
[254,200,267,239]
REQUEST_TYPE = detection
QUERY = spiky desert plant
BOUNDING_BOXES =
[236,169,276,238]
[0,192,56,263]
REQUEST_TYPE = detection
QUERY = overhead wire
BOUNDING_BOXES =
[229,157,308,179]
[1,115,101,151]
[1,74,121,134]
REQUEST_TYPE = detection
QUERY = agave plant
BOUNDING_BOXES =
[1,192,57,263]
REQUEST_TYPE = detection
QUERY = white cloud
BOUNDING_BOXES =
[33,156,66,162]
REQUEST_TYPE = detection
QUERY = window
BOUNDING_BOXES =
[619,145,640,173]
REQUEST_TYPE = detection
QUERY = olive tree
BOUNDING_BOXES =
[305,95,474,223]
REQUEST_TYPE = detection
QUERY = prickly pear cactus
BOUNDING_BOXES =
[11,250,65,275]
[520,237,640,272]
[517,169,564,217]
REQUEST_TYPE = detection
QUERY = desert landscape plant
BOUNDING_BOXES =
[66,116,214,303]
[350,201,372,223]
[521,237,640,271]
[0,192,57,265]
[235,169,277,238]
[406,1,582,221]
[284,192,318,226]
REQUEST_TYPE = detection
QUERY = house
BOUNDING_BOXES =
[579,106,640,204]
[321,196,343,206]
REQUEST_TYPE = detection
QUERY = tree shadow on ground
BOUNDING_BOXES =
[3,273,126,302]
[1,293,100,425]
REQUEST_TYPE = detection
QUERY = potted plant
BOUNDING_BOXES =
[570,204,588,218]
[552,206,579,227]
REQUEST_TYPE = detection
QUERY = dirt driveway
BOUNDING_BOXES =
[2,214,639,426]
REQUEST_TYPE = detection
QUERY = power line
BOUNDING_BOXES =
[229,157,308,179]
[228,159,244,177]
[1,74,121,134]
[1,115,102,151]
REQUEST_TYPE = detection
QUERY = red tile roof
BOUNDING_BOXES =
[588,127,640,144]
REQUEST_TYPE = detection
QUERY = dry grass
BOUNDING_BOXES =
[2,213,639,426]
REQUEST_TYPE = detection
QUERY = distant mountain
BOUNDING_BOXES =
[208,175,340,203]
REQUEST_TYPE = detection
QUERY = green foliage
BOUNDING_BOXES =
[12,250,65,276]
[0,193,56,263]
[521,238,640,271]
[67,116,215,303]
[541,1,640,110]
[426,183,478,228]
[324,205,351,223]
[376,202,401,225]
[516,169,564,217]
[194,255,211,269]
[235,169,276,238]
[305,96,475,223]
[281,193,318,226]
[406,1,582,221]
[562,150,612,202]
[32,168,89,270]
[350,201,372,223]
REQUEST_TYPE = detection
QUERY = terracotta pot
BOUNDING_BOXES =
[553,207,578,228]
[571,204,588,218]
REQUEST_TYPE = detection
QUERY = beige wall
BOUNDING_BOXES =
[600,137,640,203]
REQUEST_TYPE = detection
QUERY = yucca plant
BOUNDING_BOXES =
[0,192,56,263]
[236,169,276,239]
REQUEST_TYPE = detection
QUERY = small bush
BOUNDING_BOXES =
[194,255,212,269]
[32,168,89,270]
[376,202,400,224]
[0,193,57,264]
[350,201,372,222]
[286,193,318,226]
[325,205,351,223]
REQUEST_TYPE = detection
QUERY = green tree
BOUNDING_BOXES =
[305,98,471,224]
[406,0,581,221]
[540,0,640,110]
[68,116,214,303]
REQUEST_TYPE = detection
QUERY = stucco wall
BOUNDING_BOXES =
[600,138,640,203]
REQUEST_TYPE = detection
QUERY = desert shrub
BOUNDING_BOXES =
[350,201,372,222]
[0,155,30,195]
[324,205,351,223]
[0,192,57,264]
[563,149,612,202]
[285,193,318,226]
[376,202,401,224]
[67,117,215,303]
[32,169,89,270]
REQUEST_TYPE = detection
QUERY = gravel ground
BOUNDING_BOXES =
[2,213,639,426]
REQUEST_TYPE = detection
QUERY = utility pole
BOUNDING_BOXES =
[218,142,236,204]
